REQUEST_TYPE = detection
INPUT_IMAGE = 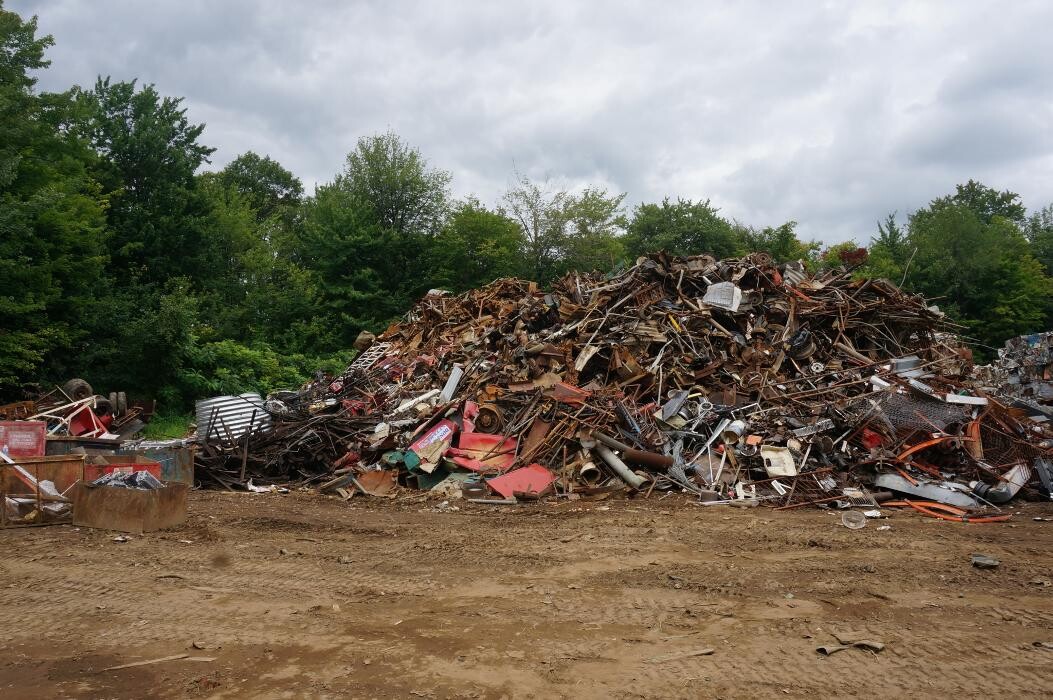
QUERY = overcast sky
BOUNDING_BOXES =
[12,0,1053,243]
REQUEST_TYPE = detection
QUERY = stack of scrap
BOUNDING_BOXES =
[975,331,1053,423]
[194,252,1053,514]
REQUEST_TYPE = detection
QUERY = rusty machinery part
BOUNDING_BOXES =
[475,403,505,434]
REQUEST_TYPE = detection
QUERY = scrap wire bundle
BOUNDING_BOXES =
[195,252,1053,512]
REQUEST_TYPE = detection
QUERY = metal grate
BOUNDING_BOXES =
[877,392,971,436]
[347,342,392,371]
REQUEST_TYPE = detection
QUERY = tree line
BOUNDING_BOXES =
[2,4,1052,408]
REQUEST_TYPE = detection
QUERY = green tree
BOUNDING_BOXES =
[433,199,526,291]
[625,198,742,259]
[905,189,1051,351]
[1025,204,1053,278]
[502,173,573,281]
[195,174,330,354]
[0,4,108,393]
[865,212,910,282]
[946,179,1026,225]
[562,187,627,275]
[298,183,403,341]
[296,133,454,341]
[339,131,451,237]
[503,174,628,280]
[61,77,220,397]
[738,221,820,263]
[215,151,303,223]
[75,77,215,282]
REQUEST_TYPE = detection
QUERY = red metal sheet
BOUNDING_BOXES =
[0,421,46,457]
[486,464,556,499]
[448,433,517,472]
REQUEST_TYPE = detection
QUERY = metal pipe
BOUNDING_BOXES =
[594,444,647,489]
[578,461,602,485]
[593,431,674,469]
[593,431,632,452]
[622,448,673,470]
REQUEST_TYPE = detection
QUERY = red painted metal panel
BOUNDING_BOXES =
[448,433,517,472]
[486,464,556,499]
[0,421,46,457]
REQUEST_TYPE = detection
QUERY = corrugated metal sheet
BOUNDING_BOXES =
[195,393,270,443]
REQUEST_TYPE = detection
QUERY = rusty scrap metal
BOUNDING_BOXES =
[190,252,1052,512]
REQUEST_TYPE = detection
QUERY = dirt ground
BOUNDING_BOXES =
[1,490,1052,699]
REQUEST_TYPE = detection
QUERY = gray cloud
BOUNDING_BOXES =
[12,0,1053,244]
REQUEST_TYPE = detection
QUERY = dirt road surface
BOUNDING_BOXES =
[1,491,1052,699]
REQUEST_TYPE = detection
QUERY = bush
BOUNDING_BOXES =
[175,339,355,403]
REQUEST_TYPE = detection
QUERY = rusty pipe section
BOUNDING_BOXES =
[593,431,674,469]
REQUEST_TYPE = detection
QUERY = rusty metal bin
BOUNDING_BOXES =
[73,480,188,534]
[72,482,188,534]
[1,455,85,528]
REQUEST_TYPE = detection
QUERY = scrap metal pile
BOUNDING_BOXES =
[194,252,1053,517]
[975,331,1053,419]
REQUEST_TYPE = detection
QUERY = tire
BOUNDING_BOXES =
[93,397,114,416]
[62,378,93,401]
[117,391,127,415]
[109,392,119,415]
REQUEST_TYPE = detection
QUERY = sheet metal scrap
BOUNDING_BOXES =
[192,252,1053,510]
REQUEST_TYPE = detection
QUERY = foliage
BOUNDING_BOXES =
[298,182,412,341]
[178,339,354,401]
[625,198,742,259]
[74,77,215,282]
[0,5,108,390]
[904,194,1051,350]
[502,173,575,281]
[141,412,193,440]
[215,151,303,223]
[562,187,628,275]
[339,130,451,237]
[1025,204,1053,279]
[193,175,329,354]
[502,174,628,280]
[737,221,821,263]
[863,182,1053,355]
[433,199,525,291]
[865,212,910,282]
[944,179,1026,224]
